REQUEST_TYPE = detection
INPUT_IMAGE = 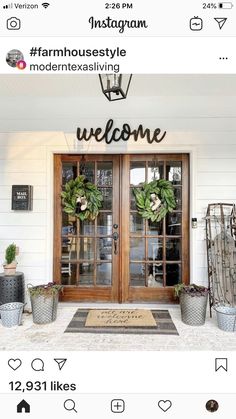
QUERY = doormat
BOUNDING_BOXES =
[85,309,157,327]
[64,309,179,335]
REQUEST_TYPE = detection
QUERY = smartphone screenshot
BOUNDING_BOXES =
[0,0,236,417]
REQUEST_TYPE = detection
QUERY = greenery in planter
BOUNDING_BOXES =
[174,283,209,298]
[175,284,209,326]
[4,243,17,265]
[61,175,103,221]
[28,282,63,325]
[3,243,18,275]
[28,282,63,298]
[133,179,176,223]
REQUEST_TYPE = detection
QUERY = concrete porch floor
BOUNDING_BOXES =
[1,303,236,351]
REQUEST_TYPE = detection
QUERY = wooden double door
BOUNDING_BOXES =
[54,154,189,303]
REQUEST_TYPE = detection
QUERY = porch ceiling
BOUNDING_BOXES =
[0,74,236,132]
[0,74,236,98]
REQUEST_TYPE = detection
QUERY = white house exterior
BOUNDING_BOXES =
[0,74,236,304]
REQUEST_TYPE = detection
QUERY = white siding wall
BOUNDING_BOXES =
[1,129,236,292]
[0,78,236,295]
[0,132,71,290]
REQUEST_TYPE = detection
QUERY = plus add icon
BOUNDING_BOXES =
[111,399,125,413]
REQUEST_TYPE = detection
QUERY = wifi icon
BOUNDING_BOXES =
[42,2,50,8]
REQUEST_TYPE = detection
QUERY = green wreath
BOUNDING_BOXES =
[61,175,103,221]
[133,179,176,222]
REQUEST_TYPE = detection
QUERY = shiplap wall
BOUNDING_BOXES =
[0,77,236,296]
[1,129,236,292]
[0,132,70,288]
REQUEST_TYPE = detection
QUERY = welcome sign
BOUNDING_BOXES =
[76,119,167,144]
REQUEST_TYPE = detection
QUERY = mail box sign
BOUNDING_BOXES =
[11,185,33,211]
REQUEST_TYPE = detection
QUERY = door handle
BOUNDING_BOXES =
[112,232,119,255]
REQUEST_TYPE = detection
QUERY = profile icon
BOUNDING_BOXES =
[6,49,24,68]
[205,399,219,413]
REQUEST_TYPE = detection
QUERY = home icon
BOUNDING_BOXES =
[17,399,30,413]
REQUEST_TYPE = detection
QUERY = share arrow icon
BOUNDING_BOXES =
[214,17,228,29]
[54,358,67,370]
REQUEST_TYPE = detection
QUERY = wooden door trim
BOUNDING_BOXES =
[53,154,120,302]
[111,155,120,301]
[54,153,190,303]
[120,154,130,302]
[181,154,190,285]
[123,153,190,302]
[53,154,62,285]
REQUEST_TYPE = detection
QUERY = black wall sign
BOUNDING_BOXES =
[12,185,33,211]
[77,119,166,144]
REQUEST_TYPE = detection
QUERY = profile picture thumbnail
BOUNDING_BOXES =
[6,49,24,68]
[205,399,219,413]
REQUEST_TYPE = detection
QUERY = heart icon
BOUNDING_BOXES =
[158,400,172,412]
[8,358,22,371]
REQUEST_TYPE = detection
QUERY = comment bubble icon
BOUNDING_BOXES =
[31,358,45,372]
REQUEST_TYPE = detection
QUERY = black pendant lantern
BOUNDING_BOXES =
[99,74,132,101]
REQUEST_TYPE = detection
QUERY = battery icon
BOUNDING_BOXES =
[219,2,234,8]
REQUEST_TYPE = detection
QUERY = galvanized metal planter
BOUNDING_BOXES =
[30,293,59,325]
[180,293,208,326]
[214,305,236,332]
[0,302,24,328]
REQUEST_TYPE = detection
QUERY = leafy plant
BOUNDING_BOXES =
[61,175,103,221]
[133,179,176,222]
[5,243,17,265]
[28,282,63,298]
[174,283,209,298]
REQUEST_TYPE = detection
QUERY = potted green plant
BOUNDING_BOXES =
[174,283,209,326]
[3,243,17,275]
[0,244,25,306]
[28,282,63,324]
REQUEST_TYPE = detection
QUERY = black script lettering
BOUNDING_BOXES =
[94,128,103,141]
[77,127,94,141]
[153,128,167,142]
[76,119,166,144]
[110,128,122,142]
[102,119,114,144]
[121,123,131,141]
[131,125,152,143]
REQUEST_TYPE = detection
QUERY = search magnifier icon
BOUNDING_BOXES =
[64,399,78,413]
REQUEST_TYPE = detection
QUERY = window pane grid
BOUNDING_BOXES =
[61,160,113,287]
[129,159,183,288]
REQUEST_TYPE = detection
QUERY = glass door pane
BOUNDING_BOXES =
[55,153,189,303]
[129,157,184,290]
[60,157,117,293]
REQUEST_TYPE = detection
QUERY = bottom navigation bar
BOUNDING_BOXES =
[1,393,235,418]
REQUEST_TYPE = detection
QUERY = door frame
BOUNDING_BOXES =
[54,153,190,303]
[121,154,189,303]
[54,154,121,302]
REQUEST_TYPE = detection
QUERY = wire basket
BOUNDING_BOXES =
[180,293,208,326]
[30,294,59,324]
[214,305,236,332]
[0,302,24,328]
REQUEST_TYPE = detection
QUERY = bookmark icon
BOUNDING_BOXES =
[215,358,228,372]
